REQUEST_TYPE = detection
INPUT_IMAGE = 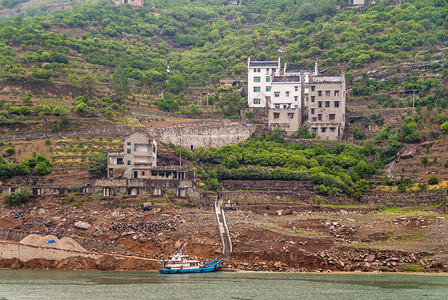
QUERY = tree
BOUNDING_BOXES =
[88,153,107,178]
[34,162,51,175]
[167,74,185,94]
[111,65,131,102]
[67,70,98,94]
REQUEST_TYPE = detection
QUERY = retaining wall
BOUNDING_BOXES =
[0,123,258,150]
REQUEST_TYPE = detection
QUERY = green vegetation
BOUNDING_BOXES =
[0,0,444,117]
[183,132,395,195]
[4,188,31,207]
[0,153,51,177]
[87,153,107,178]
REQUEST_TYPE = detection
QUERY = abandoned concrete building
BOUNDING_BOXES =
[247,58,346,141]
[107,132,157,179]
[102,132,197,197]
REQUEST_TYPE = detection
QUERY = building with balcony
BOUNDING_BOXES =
[107,132,157,179]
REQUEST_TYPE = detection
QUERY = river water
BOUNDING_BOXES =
[0,270,447,299]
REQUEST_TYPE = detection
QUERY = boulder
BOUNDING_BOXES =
[74,221,91,230]
[142,202,153,211]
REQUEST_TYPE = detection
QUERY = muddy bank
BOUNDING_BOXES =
[0,196,447,273]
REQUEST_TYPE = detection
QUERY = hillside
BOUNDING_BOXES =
[1,0,448,273]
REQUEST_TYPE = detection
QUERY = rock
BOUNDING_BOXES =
[92,228,103,237]
[142,202,153,211]
[74,221,91,230]
[277,210,283,216]
[11,258,22,269]
[37,208,46,215]
[96,256,118,270]
[400,148,417,159]
[365,255,375,262]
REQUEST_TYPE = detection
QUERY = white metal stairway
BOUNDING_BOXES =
[214,195,232,260]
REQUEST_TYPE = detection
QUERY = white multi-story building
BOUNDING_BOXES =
[247,58,281,108]
[248,59,346,141]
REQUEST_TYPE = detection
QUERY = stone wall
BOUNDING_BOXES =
[221,180,318,203]
[0,123,258,150]
[360,190,447,207]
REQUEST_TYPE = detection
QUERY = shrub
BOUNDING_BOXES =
[4,189,31,207]
[421,156,429,165]
[428,177,439,185]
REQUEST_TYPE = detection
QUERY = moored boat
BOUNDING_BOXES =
[159,253,224,274]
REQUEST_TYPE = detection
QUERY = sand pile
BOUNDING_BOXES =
[20,234,86,252]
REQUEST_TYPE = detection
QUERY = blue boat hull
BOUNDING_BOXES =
[159,264,221,274]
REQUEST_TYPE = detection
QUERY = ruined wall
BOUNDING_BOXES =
[0,123,257,150]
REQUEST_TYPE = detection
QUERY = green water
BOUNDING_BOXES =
[0,270,447,299]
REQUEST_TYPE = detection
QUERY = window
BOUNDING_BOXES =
[253,87,260,92]
[312,117,317,122]
[283,104,291,108]
[325,101,330,108]
[191,145,194,150]
[330,127,336,132]
[312,127,318,133]
[266,86,271,92]
[127,142,131,146]
[329,114,335,120]
[266,68,270,73]
[254,76,261,82]
[325,90,331,97]
[318,101,322,108]
[321,127,327,133]
[334,101,340,108]
[254,68,261,72]
[274,92,280,97]
[311,108,315,114]
[273,113,280,119]
[266,76,271,82]
[334,90,340,97]
[275,104,280,109]
[318,91,322,96]
[272,68,276,73]
[294,86,299,92]
[253,98,261,105]
[294,96,298,101]
[142,171,145,176]
[288,113,294,119]
[311,96,315,102]
[318,114,322,121]
[127,149,131,154]
[286,91,290,97]
[117,158,123,165]
[127,160,131,165]
[266,96,271,103]
[311,86,315,91]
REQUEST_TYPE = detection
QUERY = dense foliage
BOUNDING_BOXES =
[0,153,51,178]
[180,132,398,195]
[0,0,445,114]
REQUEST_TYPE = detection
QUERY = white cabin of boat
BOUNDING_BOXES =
[162,253,203,270]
